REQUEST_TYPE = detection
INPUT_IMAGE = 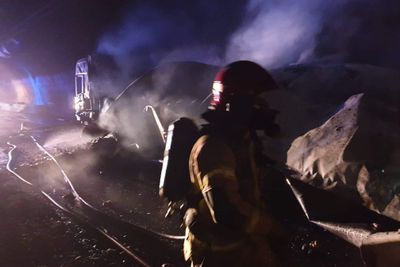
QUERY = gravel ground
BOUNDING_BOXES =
[0,108,368,267]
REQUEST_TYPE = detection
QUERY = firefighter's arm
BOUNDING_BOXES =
[192,136,274,236]
[202,169,276,236]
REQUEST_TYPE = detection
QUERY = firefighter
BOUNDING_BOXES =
[184,60,284,266]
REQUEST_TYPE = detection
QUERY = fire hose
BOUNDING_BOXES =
[6,135,184,266]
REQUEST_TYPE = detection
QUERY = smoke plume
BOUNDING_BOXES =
[225,0,341,67]
[98,0,400,71]
[97,2,246,76]
[97,62,216,155]
[94,0,400,153]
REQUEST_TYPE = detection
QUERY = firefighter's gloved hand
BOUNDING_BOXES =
[184,208,205,237]
[184,208,198,229]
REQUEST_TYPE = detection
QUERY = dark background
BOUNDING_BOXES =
[1,0,400,76]
[0,0,129,74]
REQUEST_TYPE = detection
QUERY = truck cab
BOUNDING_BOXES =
[73,56,101,124]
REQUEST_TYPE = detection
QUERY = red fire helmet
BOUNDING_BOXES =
[210,60,278,110]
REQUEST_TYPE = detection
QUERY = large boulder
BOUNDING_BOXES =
[287,92,400,221]
[264,64,400,163]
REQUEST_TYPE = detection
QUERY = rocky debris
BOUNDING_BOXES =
[88,132,155,176]
[0,175,131,267]
[89,133,120,159]
[265,63,400,163]
[287,92,400,221]
[102,199,113,208]
[62,192,78,204]
[82,122,109,137]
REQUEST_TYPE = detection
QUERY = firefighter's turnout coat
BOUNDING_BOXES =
[184,126,279,266]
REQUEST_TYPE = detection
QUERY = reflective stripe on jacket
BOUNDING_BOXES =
[188,132,274,242]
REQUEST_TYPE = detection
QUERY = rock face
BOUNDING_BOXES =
[265,64,400,163]
[287,93,400,221]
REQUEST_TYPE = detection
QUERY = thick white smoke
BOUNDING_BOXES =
[96,4,226,75]
[96,61,216,155]
[98,1,354,71]
[93,0,380,156]
[226,0,345,68]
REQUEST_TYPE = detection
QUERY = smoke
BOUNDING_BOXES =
[96,1,246,75]
[93,0,400,154]
[225,0,346,68]
[95,1,345,153]
[97,62,216,155]
[0,39,19,58]
[43,128,93,149]
[226,0,400,69]
[96,0,383,72]
[97,0,400,74]
[314,0,400,69]
[98,91,165,154]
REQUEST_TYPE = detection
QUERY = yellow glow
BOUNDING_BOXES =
[11,80,31,104]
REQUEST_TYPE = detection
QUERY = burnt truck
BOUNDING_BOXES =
[73,55,119,124]
[74,56,99,123]
[73,55,216,127]
[73,56,217,152]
